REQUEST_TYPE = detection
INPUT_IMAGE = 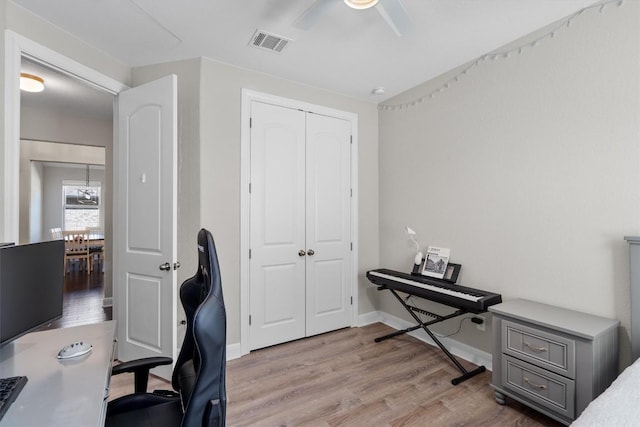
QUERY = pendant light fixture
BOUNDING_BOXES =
[19,73,45,93]
[344,0,379,10]
[77,165,97,205]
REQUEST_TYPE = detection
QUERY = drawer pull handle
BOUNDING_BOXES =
[524,377,548,390]
[523,341,548,353]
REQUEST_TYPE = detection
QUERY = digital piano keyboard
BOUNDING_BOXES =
[366,268,502,314]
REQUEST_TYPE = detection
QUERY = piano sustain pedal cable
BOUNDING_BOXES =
[432,317,472,339]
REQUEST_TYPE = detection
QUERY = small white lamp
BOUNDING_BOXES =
[405,226,423,265]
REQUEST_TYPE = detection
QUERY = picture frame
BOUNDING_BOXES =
[420,246,450,279]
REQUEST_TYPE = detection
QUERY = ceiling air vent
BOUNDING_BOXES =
[249,30,292,54]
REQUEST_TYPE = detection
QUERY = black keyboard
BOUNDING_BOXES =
[366,268,502,313]
[0,376,27,421]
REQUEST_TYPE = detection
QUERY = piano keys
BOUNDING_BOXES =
[366,268,502,314]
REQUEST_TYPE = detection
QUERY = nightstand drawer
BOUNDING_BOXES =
[502,355,575,419]
[502,320,575,378]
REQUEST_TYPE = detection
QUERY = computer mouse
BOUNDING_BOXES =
[57,341,92,359]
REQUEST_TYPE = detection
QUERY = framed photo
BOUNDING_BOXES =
[443,263,461,284]
[421,246,450,279]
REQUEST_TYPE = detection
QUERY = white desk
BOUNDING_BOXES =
[0,321,116,426]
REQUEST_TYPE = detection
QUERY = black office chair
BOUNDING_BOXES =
[106,228,227,427]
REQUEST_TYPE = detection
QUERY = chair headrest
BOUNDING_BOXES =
[196,228,223,303]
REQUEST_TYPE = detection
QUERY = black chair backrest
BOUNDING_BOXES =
[172,228,227,426]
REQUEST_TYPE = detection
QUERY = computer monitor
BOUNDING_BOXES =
[0,240,65,346]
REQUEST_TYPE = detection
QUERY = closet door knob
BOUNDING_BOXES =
[298,250,306,257]
[307,249,315,256]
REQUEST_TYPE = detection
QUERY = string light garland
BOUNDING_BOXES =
[379,0,625,111]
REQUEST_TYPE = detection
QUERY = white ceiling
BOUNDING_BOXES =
[14,0,596,108]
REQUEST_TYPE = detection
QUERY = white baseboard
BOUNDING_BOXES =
[359,310,492,371]
[226,342,242,361]
[357,310,383,327]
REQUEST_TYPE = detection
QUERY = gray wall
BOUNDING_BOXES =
[21,105,112,146]
[378,2,639,367]
[29,160,43,242]
[1,0,8,240]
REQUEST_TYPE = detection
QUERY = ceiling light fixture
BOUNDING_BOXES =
[77,165,97,205]
[344,0,379,10]
[20,73,45,93]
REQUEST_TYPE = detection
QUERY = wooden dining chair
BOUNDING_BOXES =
[63,230,91,274]
[88,228,105,273]
[50,227,63,240]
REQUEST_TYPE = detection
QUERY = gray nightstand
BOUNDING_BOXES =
[489,299,619,425]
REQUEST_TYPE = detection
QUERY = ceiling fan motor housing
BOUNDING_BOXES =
[344,0,379,9]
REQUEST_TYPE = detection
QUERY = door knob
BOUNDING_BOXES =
[307,249,315,256]
[298,250,306,257]
[159,262,171,271]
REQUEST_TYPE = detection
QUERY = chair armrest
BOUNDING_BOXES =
[112,357,173,375]
[112,357,173,393]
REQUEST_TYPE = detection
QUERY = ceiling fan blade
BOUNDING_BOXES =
[293,0,336,30]
[375,0,412,37]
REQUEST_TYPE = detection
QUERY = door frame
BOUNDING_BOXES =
[3,30,128,244]
[239,89,359,356]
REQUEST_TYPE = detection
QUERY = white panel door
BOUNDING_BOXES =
[249,101,352,350]
[115,75,177,379]
[305,113,352,336]
[249,101,306,350]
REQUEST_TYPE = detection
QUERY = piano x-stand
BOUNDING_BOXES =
[366,268,502,386]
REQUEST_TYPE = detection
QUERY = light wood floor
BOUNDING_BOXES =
[110,323,562,426]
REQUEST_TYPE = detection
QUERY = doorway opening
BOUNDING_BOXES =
[18,53,115,330]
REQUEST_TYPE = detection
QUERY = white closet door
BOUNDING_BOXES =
[249,101,306,350]
[305,113,352,336]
